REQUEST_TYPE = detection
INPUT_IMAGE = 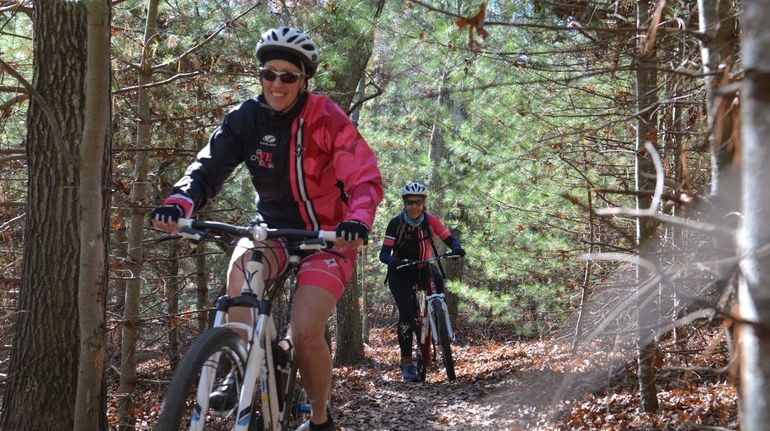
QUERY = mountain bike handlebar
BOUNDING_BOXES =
[175,218,338,249]
[395,253,462,270]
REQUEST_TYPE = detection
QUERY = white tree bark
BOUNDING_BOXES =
[738,0,770,428]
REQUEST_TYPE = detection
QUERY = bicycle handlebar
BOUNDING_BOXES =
[395,253,462,270]
[175,218,338,247]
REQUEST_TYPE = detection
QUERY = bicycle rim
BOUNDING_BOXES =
[433,305,456,381]
[157,327,248,430]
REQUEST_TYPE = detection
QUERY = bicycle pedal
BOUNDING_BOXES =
[299,402,312,414]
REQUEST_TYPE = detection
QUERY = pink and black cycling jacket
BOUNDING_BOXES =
[164,92,383,231]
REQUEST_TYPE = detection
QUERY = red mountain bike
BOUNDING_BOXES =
[396,253,460,382]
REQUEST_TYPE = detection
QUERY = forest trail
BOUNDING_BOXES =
[115,321,736,430]
[331,324,736,430]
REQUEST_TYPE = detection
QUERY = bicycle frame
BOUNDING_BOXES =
[425,293,455,345]
[173,219,336,431]
[190,255,283,431]
[401,254,458,379]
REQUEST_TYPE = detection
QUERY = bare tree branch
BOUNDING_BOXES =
[346,73,383,116]
[0,93,28,117]
[114,71,201,94]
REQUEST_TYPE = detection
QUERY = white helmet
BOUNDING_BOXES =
[256,27,320,78]
[400,182,428,197]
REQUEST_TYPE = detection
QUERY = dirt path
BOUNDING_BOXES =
[330,325,736,430]
[331,328,571,430]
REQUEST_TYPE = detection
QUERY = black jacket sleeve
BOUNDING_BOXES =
[171,102,253,212]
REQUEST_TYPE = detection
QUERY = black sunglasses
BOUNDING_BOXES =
[259,68,304,84]
[404,199,424,206]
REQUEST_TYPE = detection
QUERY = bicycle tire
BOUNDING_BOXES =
[157,327,248,430]
[432,302,456,381]
[413,325,427,383]
[413,290,428,382]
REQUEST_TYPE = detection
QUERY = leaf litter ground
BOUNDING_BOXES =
[110,320,737,430]
[330,321,737,430]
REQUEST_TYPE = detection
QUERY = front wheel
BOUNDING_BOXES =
[413,324,428,383]
[157,327,248,430]
[413,290,428,382]
[432,304,456,381]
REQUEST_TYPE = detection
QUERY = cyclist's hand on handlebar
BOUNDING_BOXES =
[448,247,466,258]
[335,220,369,248]
[388,258,406,270]
[150,204,184,234]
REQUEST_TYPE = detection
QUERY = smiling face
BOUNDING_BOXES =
[403,195,426,219]
[261,59,305,112]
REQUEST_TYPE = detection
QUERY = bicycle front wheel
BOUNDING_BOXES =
[157,327,248,431]
[432,303,456,381]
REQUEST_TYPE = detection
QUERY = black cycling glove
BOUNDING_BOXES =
[449,247,466,257]
[336,220,369,242]
[151,204,184,224]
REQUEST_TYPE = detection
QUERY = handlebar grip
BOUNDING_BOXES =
[320,230,337,242]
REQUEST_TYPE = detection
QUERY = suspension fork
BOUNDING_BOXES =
[426,294,455,343]
[229,249,278,430]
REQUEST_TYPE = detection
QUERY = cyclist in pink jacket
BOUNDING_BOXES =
[151,27,383,431]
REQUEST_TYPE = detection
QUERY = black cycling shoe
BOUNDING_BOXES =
[310,417,335,431]
[209,370,240,416]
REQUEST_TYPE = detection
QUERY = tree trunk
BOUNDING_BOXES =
[698,0,741,301]
[334,252,364,365]
[75,0,111,429]
[737,0,770,428]
[166,242,181,368]
[196,241,209,330]
[635,0,659,413]
[666,77,684,343]
[313,0,386,110]
[572,168,595,353]
[113,224,128,312]
[0,2,86,429]
[427,67,464,321]
[117,0,159,428]
[361,246,370,344]
[699,0,740,197]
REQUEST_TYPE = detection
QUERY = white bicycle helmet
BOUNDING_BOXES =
[400,182,428,197]
[256,27,320,78]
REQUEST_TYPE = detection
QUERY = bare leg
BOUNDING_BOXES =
[290,285,336,425]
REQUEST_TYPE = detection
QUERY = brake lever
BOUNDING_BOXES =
[177,226,207,242]
[156,234,181,243]
[298,238,329,251]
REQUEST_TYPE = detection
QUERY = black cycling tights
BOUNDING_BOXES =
[387,264,445,359]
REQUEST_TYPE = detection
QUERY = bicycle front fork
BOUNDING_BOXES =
[426,294,455,343]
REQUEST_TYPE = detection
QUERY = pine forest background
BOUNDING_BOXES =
[0,0,764,429]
